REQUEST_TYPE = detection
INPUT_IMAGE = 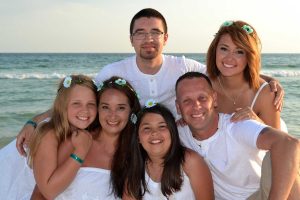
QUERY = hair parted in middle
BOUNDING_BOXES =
[99,76,142,198]
[125,103,185,199]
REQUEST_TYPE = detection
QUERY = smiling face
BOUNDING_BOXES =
[216,34,248,77]
[176,77,218,138]
[138,113,171,159]
[98,88,131,136]
[130,17,168,60]
[67,85,97,130]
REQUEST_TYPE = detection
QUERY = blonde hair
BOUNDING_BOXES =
[206,20,261,89]
[28,74,98,167]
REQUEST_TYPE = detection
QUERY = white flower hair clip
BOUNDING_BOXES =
[130,113,137,124]
[115,78,127,86]
[63,76,72,88]
[93,80,104,91]
[145,99,157,108]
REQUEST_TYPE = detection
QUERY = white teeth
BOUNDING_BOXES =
[108,121,118,125]
[150,140,162,144]
[78,116,88,120]
[192,113,203,118]
[224,63,235,68]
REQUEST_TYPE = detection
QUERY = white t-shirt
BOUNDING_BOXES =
[95,54,206,117]
[143,170,195,200]
[178,113,268,200]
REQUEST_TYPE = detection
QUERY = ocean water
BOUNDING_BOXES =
[0,53,299,148]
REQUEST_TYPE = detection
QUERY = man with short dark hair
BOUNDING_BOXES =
[175,72,300,200]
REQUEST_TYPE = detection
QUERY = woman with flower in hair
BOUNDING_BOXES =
[205,21,300,200]
[123,102,214,200]
[27,75,141,199]
[206,20,283,130]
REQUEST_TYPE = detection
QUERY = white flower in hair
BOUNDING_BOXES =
[130,113,137,124]
[63,76,72,88]
[115,78,126,86]
[145,99,157,108]
[93,80,104,91]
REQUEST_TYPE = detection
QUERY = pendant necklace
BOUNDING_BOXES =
[217,76,244,105]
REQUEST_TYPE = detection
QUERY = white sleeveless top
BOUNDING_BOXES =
[142,170,195,200]
[251,82,288,132]
[55,167,120,200]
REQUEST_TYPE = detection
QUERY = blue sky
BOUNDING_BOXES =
[0,0,299,53]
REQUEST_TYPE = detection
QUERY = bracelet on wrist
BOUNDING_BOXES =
[25,120,37,128]
[70,153,84,164]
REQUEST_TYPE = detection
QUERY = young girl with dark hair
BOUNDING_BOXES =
[123,102,213,200]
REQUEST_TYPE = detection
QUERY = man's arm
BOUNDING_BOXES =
[16,109,51,156]
[257,127,300,200]
[260,74,284,111]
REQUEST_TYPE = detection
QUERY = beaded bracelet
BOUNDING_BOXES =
[70,153,84,164]
[25,120,37,128]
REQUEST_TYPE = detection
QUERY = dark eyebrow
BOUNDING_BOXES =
[133,28,145,33]
[151,28,163,33]
[133,28,163,33]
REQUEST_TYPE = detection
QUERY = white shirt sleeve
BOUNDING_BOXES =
[230,119,268,148]
[94,64,114,84]
[183,57,207,74]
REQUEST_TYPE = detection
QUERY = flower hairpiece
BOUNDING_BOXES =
[222,21,233,27]
[241,25,254,34]
[130,113,137,124]
[145,99,157,108]
[63,76,72,88]
[95,78,140,101]
[93,80,104,91]
[115,78,126,86]
[221,21,254,35]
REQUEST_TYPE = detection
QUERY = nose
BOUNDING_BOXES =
[193,100,202,109]
[108,109,117,118]
[81,105,89,113]
[144,33,154,41]
[150,128,158,136]
[224,51,235,59]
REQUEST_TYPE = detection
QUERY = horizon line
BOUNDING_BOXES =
[1,52,300,54]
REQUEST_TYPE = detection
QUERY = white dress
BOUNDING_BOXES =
[55,167,119,200]
[0,140,120,200]
[0,139,35,200]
